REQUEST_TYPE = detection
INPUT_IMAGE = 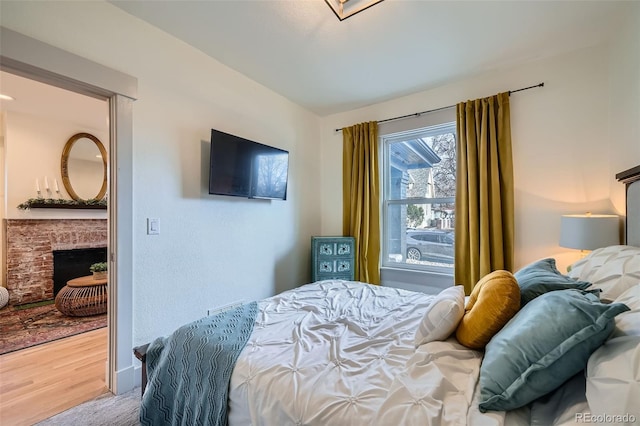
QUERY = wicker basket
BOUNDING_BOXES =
[55,283,108,316]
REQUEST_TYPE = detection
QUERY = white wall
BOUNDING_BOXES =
[3,111,109,220]
[1,1,322,345]
[608,3,640,215]
[321,43,638,276]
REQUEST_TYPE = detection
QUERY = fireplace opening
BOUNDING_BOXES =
[53,247,108,297]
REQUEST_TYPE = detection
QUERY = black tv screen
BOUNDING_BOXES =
[209,129,289,200]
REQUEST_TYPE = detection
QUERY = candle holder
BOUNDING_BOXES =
[36,190,43,199]
[46,188,52,199]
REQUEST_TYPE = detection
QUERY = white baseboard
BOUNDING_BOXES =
[113,365,137,395]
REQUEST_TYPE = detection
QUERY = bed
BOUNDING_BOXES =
[136,165,640,426]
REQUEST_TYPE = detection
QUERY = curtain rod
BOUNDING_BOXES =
[334,82,544,132]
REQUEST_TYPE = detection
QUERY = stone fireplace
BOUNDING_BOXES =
[4,219,107,306]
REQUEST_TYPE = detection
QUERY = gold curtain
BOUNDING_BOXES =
[342,121,381,285]
[455,92,515,294]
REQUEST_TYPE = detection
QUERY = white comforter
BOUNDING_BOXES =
[228,280,505,426]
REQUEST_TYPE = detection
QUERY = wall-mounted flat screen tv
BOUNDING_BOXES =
[209,129,289,200]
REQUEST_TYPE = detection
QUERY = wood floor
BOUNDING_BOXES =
[0,327,109,426]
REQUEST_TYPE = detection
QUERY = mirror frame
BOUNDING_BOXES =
[61,132,108,201]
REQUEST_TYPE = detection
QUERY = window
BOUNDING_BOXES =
[381,122,457,274]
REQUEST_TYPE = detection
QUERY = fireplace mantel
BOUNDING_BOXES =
[17,199,107,210]
[23,202,107,210]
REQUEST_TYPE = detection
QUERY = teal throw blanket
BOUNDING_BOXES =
[140,302,258,426]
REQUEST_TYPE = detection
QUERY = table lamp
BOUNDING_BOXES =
[559,213,620,255]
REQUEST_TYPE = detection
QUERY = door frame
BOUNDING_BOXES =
[1,27,137,394]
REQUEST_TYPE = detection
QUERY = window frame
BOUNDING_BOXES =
[380,121,457,276]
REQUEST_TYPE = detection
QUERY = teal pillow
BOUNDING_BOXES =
[478,290,629,413]
[514,258,591,305]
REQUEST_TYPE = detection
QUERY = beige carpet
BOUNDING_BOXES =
[35,388,140,425]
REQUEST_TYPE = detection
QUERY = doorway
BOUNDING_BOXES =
[0,71,110,424]
[0,27,137,397]
[0,69,110,317]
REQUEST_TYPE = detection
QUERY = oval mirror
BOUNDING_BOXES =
[61,133,107,201]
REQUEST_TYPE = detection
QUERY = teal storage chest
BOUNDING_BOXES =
[311,236,356,282]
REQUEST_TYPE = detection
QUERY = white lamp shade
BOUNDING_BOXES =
[560,214,620,250]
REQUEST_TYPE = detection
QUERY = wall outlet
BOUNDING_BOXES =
[207,300,247,316]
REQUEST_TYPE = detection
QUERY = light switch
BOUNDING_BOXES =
[147,218,160,235]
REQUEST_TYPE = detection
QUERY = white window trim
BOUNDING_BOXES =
[379,120,456,292]
[380,266,453,295]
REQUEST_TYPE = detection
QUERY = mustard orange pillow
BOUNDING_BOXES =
[456,270,520,349]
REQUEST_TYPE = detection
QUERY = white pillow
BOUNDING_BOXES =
[568,245,640,301]
[586,284,640,420]
[414,285,465,347]
[611,283,640,338]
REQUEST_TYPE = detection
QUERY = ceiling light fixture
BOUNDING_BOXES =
[324,0,385,21]
[0,94,15,101]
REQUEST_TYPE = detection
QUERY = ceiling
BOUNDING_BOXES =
[109,0,629,116]
[0,71,108,132]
